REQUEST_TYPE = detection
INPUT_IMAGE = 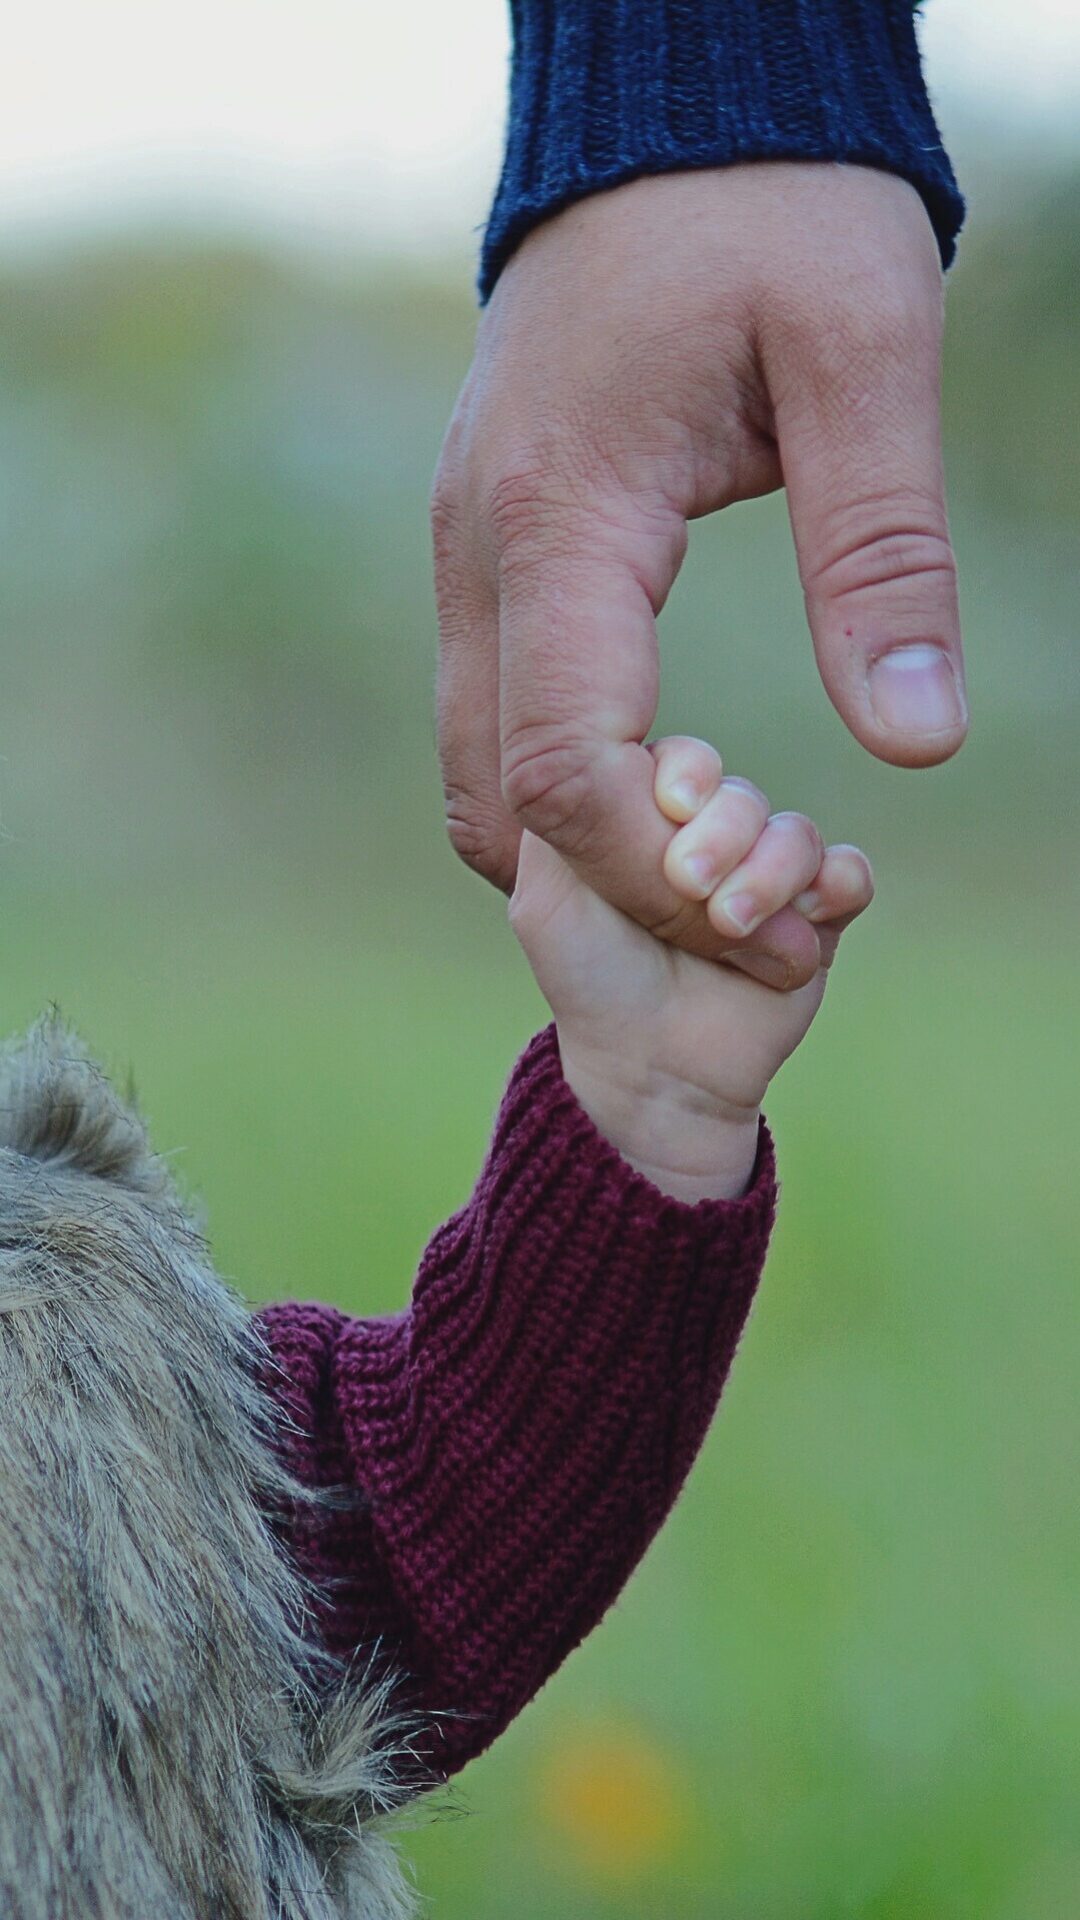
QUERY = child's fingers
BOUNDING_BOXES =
[648,735,724,824]
[705,811,825,937]
[810,849,875,974]
[793,844,875,926]
[662,777,770,899]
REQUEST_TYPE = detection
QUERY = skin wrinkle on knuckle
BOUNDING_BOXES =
[479,398,694,605]
[439,670,514,881]
[443,805,515,887]
[499,732,600,850]
[804,516,957,606]
[491,488,662,611]
[485,421,675,527]
[484,442,611,543]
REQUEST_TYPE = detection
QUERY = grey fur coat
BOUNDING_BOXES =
[0,1014,430,1920]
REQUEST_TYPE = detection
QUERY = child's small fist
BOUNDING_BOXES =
[509,734,874,1202]
[649,734,873,950]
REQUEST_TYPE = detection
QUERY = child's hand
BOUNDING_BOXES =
[508,735,874,1202]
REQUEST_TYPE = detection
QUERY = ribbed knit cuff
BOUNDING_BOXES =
[502,1019,778,1232]
[480,0,964,302]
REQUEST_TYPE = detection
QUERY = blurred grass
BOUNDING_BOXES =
[0,158,1077,1916]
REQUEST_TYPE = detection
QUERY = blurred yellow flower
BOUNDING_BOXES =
[534,1716,692,1883]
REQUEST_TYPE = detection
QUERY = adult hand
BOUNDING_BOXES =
[431,162,966,989]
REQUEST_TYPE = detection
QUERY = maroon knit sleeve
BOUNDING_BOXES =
[254,1022,777,1783]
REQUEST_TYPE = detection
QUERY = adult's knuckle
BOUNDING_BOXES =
[806,503,957,604]
[486,439,635,545]
[767,273,939,406]
[486,461,560,537]
[815,255,941,363]
[485,476,593,592]
[500,729,596,850]
[443,805,491,870]
[839,287,936,368]
[442,790,514,887]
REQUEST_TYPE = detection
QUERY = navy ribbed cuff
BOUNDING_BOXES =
[479,0,964,303]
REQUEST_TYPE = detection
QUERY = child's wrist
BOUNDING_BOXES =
[556,1029,762,1204]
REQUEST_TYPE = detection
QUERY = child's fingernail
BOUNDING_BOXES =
[716,890,758,933]
[666,779,701,817]
[679,851,716,892]
[793,889,820,916]
[867,644,966,734]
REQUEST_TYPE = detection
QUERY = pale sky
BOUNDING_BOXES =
[1,0,1079,255]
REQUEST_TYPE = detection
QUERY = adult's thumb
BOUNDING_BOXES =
[771,289,968,769]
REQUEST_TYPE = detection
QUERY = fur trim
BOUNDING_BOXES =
[0,1012,428,1919]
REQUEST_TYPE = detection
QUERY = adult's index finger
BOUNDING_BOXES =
[494,491,819,980]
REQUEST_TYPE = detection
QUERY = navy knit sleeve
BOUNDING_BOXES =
[479,0,964,302]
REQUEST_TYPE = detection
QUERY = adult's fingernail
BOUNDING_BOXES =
[867,645,966,734]
[732,952,793,992]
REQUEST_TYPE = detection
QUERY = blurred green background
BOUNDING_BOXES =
[0,155,1077,1919]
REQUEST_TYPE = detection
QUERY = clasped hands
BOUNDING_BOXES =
[432,161,968,990]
